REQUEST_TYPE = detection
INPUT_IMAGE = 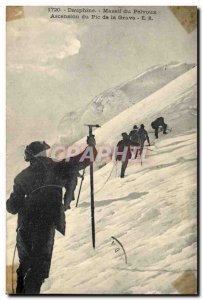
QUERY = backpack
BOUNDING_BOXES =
[20,162,65,234]
[129,130,140,145]
[138,129,147,145]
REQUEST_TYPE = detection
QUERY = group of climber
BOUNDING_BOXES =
[116,117,168,178]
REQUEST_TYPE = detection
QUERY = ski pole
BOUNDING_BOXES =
[75,169,86,208]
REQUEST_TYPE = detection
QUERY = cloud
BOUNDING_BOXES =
[7,17,81,74]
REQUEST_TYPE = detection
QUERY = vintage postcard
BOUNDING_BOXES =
[6,6,198,295]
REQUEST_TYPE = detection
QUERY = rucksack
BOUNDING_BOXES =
[129,130,140,145]
[138,129,147,145]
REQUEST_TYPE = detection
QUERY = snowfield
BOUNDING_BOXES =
[75,66,197,148]
[6,66,197,294]
[58,62,195,144]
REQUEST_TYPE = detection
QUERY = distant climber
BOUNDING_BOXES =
[115,132,132,178]
[129,125,140,146]
[129,125,140,159]
[138,124,150,155]
[63,171,84,210]
[151,117,167,139]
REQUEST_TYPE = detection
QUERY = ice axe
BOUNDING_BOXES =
[75,169,85,208]
[84,124,100,249]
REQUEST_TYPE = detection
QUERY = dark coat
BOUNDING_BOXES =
[116,139,132,161]
[129,129,140,146]
[138,128,150,146]
[151,117,165,128]
[6,146,97,284]
[7,147,97,234]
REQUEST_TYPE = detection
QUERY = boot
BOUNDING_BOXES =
[16,267,25,294]
[24,268,44,294]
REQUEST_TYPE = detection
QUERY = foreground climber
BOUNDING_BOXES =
[6,138,97,294]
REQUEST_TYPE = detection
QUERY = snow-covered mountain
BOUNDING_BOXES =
[58,62,195,144]
[7,66,197,294]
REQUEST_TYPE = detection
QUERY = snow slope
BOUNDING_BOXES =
[6,67,197,294]
[58,62,195,144]
[75,67,197,148]
[43,132,197,294]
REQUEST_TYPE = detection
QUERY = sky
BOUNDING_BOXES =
[6,6,197,153]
